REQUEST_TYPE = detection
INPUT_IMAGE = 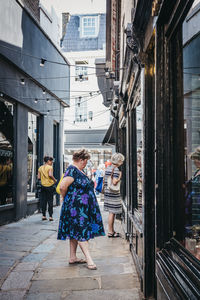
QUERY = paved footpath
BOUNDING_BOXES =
[0,201,141,300]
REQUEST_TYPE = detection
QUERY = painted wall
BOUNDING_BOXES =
[63,50,111,131]
[0,0,70,103]
[39,0,61,48]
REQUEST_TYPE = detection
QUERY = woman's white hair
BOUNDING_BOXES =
[111,153,125,165]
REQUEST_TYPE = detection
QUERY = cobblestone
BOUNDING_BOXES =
[0,204,141,299]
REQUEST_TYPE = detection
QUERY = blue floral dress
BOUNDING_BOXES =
[57,165,105,241]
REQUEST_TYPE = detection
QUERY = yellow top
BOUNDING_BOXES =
[38,165,54,187]
[0,164,12,186]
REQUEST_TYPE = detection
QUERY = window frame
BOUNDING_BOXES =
[80,15,99,38]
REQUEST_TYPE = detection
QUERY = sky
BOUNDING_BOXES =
[40,0,106,16]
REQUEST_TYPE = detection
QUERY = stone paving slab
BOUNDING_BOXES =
[101,274,140,290]
[14,262,39,272]
[29,277,100,293]
[0,291,26,300]
[0,251,26,259]
[0,206,141,299]
[32,267,80,280]
[0,245,33,252]
[1,271,33,291]
[26,292,62,300]
[22,253,48,263]
[0,259,16,266]
[40,259,70,269]
[0,266,10,279]
[32,244,55,253]
[60,289,141,300]
[79,262,125,276]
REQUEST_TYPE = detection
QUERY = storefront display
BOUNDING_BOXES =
[27,112,38,200]
[183,33,200,260]
[0,98,14,206]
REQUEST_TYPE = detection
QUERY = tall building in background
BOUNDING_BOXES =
[61,0,114,168]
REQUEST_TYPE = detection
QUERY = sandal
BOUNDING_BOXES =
[69,258,87,264]
[108,231,120,238]
[87,264,97,270]
[42,216,47,221]
[49,217,54,221]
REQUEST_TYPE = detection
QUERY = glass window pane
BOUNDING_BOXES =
[0,99,14,206]
[183,34,200,260]
[75,98,87,122]
[27,113,38,201]
[82,17,97,37]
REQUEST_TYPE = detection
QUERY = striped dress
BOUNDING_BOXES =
[104,165,122,214]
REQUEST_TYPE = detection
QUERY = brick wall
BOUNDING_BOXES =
[20,0,40,22]
[111,0,117,71]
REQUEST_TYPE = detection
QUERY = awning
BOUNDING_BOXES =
[102,119,115,145]
[65,129,108,147]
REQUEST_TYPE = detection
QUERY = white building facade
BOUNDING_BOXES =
[60,1,113,167]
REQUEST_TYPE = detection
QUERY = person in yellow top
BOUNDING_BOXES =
[38,156,57,221]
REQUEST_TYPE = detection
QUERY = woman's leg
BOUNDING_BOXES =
[41,187,47,218]
[69,239,78,261]
[78,241,96,267]
[47,187,54,218]
[108,212,115,233]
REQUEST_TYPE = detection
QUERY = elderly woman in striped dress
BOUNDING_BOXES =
[104,153,125,237]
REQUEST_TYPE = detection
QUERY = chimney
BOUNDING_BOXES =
[60,13,70,47]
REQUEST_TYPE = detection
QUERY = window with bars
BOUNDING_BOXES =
[75,98,87,122]
[75,61,88,81]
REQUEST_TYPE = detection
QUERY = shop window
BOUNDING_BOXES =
[75,61,88,81]
[136,103,143,215]
[0,99,14,206]
[183,34,200,260]
[27,113,38,200]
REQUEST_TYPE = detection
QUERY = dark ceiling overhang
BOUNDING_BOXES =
[102,118,115,145]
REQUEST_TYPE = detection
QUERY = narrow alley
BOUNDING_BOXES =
[0,201,141,300]
[1,0,200,299]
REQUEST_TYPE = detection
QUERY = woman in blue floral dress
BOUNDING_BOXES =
[57,149,105,270]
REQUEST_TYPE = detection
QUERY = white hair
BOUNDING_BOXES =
[111,153,125,165]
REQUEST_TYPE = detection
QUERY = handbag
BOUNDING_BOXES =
[95,176,105,194]
[56,173,64,194]
[107,167,121,194]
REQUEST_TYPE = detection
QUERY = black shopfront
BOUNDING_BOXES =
[113,0,200,299]
[0,0,69,225]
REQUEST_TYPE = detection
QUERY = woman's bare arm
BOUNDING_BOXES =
[113,171,122,185]
[48,169,57,183]
[60,176,74,198]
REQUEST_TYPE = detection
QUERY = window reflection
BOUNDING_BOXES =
[183,34,200,260]
[0,99,14,206]
[27,113,38,200]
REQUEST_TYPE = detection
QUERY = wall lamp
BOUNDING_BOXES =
[40,58,46,67]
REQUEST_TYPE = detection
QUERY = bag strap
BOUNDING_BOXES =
[110,167,115,179]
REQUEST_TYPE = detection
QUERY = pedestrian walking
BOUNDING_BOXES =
[104,153,125,238]
[57,149,105,270]
[38,156,57,221]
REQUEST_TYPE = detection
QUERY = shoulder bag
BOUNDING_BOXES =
[107,167,121,194]
[56,173,64,194]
